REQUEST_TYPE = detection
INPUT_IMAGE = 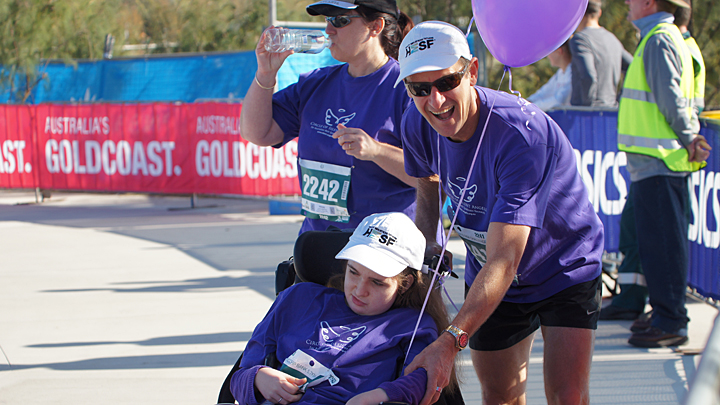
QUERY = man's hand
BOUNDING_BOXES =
[688,135,712,163]
[254,367,306,404]
[404,332,458,405]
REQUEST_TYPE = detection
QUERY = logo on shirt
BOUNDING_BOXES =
[325,109,356,127]
[405,37,435,57]
[311,108,357,138]
[447,177,477,203]
[306,321,366,354]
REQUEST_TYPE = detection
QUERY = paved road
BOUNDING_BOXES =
[0,191,716,404]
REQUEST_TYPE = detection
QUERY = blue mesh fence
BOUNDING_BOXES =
[2,49,340,104]
[1,33,482,104]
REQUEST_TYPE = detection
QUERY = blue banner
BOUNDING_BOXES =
[548,108,719,300]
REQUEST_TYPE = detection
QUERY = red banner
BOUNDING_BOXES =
[0,103,300,196]
[0,105,36,189]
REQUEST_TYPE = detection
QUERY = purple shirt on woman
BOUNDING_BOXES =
[272,60,416,233]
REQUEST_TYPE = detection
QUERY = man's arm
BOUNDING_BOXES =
[405,221,531,405]
[621,48,633,72]
[416,175,442,243]
[644,33,696,147]
[450,222,530,333]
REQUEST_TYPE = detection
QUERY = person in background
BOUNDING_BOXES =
[616,0,711,348]
[240,0,416,234]
[600,0,707,330]
[397,21,604,405]
[675,2,706,114]
[528,40,573,111]
[570,0,633,107]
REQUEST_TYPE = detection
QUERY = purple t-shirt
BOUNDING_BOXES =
[231,283,435,404]
[402,87,604,303]
[272,60,416,233]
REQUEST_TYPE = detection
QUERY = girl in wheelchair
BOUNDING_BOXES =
[230,212,456,405]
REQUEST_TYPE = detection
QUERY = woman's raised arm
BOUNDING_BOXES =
[240,27,292,147]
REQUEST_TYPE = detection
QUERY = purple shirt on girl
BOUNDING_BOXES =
[272,60,415,233]
[402,87,604,303]
[231,283,435,404]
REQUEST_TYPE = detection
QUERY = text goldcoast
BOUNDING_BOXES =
[43,116,179,177]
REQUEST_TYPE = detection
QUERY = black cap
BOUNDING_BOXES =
[306,0,398,19]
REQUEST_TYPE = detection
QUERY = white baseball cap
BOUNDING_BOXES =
[335,212,425,278]
[395,21,473,87]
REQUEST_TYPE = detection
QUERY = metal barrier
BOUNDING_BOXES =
[0,100,716,299]
[684,312,720,404]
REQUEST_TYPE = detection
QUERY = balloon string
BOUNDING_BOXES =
[505,65,521,98]
[465,17,475,38]
[505,65,536,131]
[404,68,508,365]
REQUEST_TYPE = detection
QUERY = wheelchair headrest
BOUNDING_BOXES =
[293,229,353,286]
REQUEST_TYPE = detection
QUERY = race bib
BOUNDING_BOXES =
[455,225,488,267]
[448,205,487,266]
[279,349,339,390]
[299,159,351,223]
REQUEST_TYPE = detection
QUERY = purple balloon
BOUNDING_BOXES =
[472,0,588,67]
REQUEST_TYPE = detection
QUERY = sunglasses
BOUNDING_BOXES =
[325,15,362,28]
[403,64,470,97]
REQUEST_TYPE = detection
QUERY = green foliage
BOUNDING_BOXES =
[399,0,473,28]
[1,0,717,108]
[0,0,126,102]
[130,0,269,53]
[689,0,720,109]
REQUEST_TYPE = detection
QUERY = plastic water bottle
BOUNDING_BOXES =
[262,28,331,54]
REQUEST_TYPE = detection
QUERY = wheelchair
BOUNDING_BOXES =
[217,228,465,405]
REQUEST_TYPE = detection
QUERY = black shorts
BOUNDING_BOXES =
[465,276,602,351]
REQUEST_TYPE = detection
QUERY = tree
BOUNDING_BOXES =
[0,0,127,103]
[1,0,717,108]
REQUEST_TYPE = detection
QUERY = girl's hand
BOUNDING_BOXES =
[346,388,390,405]
[254,367,306,404]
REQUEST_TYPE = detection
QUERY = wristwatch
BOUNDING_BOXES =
[443,325,469,350]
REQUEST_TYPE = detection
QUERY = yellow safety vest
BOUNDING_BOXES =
[617,23,705,172]
[684,36,706,112]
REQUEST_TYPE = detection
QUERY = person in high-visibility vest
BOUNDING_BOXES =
[600,0,709,333]
[612,0,711,349]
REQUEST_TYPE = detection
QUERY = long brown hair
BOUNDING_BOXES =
[356,6,414,60]
[329,261,459,391]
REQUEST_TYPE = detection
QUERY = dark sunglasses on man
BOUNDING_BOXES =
[325,15,363,28]
[403,62,470,97]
